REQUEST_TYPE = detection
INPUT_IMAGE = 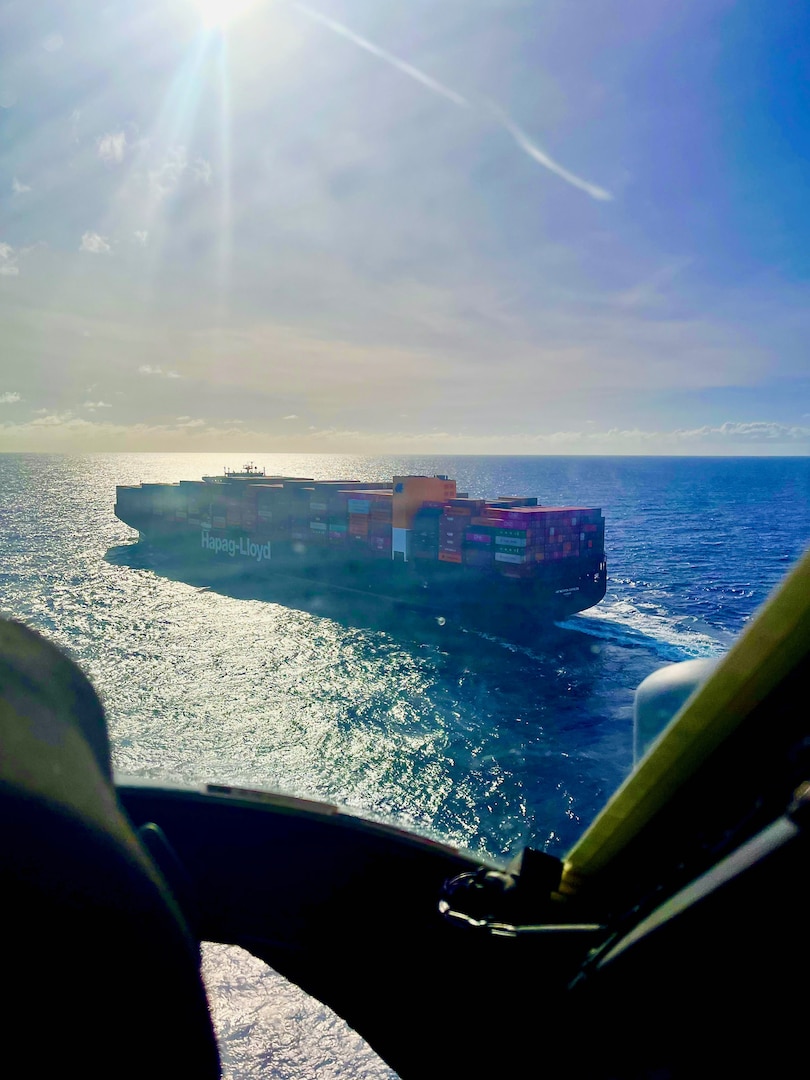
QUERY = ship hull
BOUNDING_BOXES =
[116,513,607,635]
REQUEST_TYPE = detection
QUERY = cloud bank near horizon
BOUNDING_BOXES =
[0,410,807,455]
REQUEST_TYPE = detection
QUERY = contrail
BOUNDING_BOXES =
[294,4,469,108]
[295,4,612,202]
[488,103,613,202]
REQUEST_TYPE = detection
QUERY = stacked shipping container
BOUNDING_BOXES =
[438,499,486,564]
[115,475,604,585]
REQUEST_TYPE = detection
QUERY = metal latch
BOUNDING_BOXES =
[438,848,602,938]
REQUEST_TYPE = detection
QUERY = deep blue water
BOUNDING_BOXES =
[1,452,808,1077]
[2,452,808,851]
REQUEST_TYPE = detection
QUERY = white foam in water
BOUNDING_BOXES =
[473,601,729,666]
[557,598,732,663]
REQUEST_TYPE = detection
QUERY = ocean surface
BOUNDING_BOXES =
[2,452,809,1078]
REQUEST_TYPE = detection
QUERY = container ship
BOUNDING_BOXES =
[114,465,607,633]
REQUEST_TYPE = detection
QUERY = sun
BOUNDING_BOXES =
[189,0,261,30]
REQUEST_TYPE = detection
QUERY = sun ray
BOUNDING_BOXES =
[214,35,233,322]
[189,0,262,31]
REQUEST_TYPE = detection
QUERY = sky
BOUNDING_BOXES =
[1,0,809,454]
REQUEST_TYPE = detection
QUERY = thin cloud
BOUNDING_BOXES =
[282,414,299,420]
[296,422,810,453]
[97,131,127,164]
[12,177,31,194]
[1,411,806,454]
[616,258,692,308]
[80,231,112,254]
[0,242,19,275]
[0,392,21,404]
[149,147,188,199]
[192,157,212,184]
[27,411,75,427]
[683,421,810,441]
[577,422,810,445]
[138,364,180,378]
[82,401,112,409]
[0,415,253,451]
[133,230,149,246]
[295,4,612,202]
[487,103,612,202]
[294,4,469,108]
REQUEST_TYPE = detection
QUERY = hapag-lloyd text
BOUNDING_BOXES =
[201,531,271,562]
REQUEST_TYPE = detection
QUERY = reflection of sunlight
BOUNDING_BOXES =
[122,36,212,294]
[189,0,262,30]
[215,38,233,319]
[104,18,235,310]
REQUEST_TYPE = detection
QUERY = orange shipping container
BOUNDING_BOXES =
[393,475,457,528]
